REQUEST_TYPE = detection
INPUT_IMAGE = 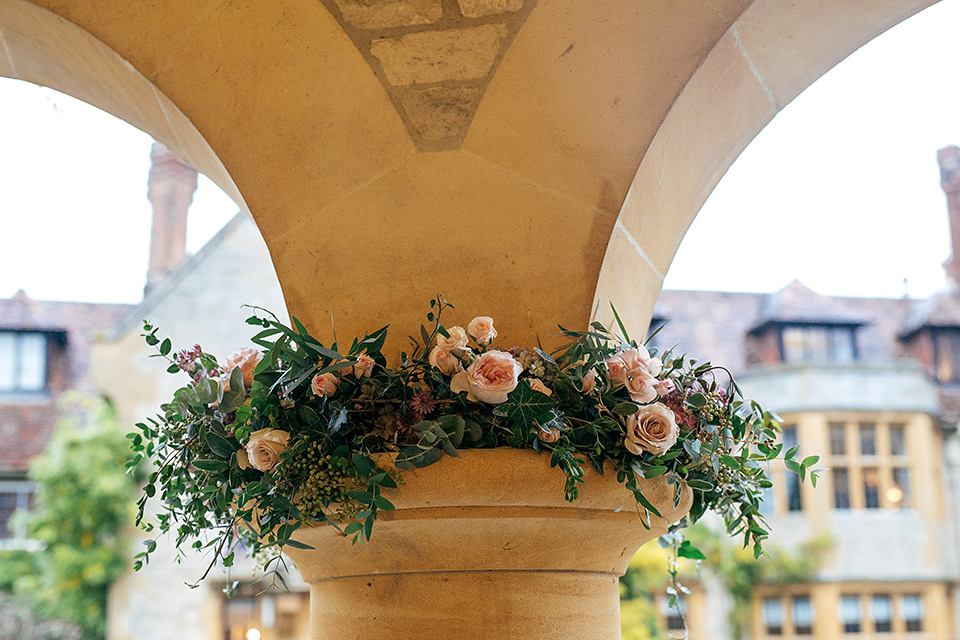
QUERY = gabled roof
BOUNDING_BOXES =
[749,280,871,333]
[900,291,960,338]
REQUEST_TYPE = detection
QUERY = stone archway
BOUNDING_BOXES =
[0,0,940,354]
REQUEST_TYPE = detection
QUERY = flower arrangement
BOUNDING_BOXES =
[128,297,819,583]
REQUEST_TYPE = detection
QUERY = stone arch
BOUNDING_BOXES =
[0,0,245,213]
[0,0,939,354]
[593,0,940,334]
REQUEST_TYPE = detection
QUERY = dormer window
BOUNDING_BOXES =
[0,331,49,393]
[780,324,858,363]
[931,328,960,384]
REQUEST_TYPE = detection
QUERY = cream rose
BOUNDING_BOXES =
[238,428,290,471]
[450,350,522,404]
[429,346,462,375]
[467,316,497,345]
[624,403,679,455]
[224,347,261,390]
[529,378,553,397]
[311,372,339,398]
[436,326,469,351]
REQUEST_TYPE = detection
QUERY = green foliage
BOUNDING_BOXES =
[132,297,818,584]
[17,394,137,640]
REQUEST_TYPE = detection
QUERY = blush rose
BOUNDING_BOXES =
[436,326,469,351]
[429,346,462,375]
[450,350,522,404]
[238,428,290,471]
[467,316,497,345]
[624,403,679,455]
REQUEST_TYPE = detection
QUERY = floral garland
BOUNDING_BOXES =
[128,298,819,583]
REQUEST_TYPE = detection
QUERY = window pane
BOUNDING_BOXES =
[662,597,686,631]
[902,594,923,632]
[763,597,783,635]
[0,492,16,538]
[17,333,46,391]
[840,595,861,633]
[834,468,851,509]
[828,327,856,362]
[792,596,813,635]
[889,425,906,456]
[871,595,892,633]
[891,468,910,508]
[829,423,847,455]
[782,327,807,362]
[859,423,876,455]
[0,333,15,391]
[864,468,880,509]
[783,426,802,511]
[934,330,960,383]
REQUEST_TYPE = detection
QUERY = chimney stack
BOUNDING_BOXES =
[145,142,197,295]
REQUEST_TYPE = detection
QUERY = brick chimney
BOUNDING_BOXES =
[940,145,960,287]
[145,142,197,295]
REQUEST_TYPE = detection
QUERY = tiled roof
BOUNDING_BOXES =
[653,282,915,376]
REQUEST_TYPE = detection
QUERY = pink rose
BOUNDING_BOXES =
[350,354,376,378]
[238,428,290,471]
[537,426,562,444]
[625,368,658,404]
[654,378,675,395]
[529,378,553,397]
[624,403,679,455]
[311,372,339,398]
[450,350,522,404]
[467,316,497,345]
[605,347,662,384]
[581,369,597,394]
[224,347,261,390]
[436,326,469,351]
[429,346,462,375]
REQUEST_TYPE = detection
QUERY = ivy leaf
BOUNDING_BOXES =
[492,380,558,425]
[677,540,706,560]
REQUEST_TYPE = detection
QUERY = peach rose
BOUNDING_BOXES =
[224,347,261,390]
[311,372,339,398]
[350,354,376,379]
[581,369,597,394]
[238,428,290,471]
[436,326,469,351]
[529,378,553,397]
[450,350,522,404]
[467,316,497,345]
[537,426,562,444]
[429,346,462,375]
[624,403,679,455]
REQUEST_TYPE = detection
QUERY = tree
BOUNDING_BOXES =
[12,394,137,640]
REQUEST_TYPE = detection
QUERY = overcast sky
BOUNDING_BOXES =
[0,0,958,304]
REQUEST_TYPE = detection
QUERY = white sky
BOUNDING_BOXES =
[0,0,958,304]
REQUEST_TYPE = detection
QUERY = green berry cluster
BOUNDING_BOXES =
[281,442,361,521]
[698,391,731,427]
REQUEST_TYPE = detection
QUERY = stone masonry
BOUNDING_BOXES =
[321,0,537,150]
